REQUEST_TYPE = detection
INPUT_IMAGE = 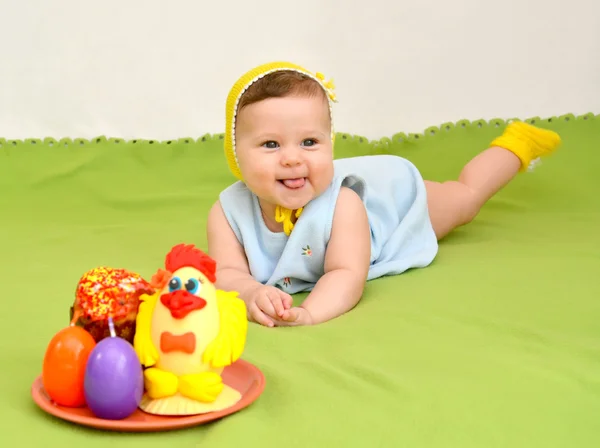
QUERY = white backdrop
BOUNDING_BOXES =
[1,0,599,140]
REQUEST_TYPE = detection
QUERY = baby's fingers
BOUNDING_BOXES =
[257,295,278,318]
[267,292,285,318]
[249,303,275,328]
[281,308,300,322]
[280,293,293,310]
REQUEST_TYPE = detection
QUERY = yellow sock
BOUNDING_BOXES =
[490,121,561,171]
[144,367,179,399]
[178,372,224,403]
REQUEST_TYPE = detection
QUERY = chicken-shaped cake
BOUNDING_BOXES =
[133,243,248,416]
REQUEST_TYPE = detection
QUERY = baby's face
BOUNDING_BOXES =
[235,94,334,212]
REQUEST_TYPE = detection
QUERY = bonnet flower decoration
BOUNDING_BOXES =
[316,72,337,102]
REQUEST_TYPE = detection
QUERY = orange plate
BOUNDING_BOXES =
[31,359,266,432]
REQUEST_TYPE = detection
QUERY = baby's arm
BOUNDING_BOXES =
[282,187,371,325]
[207,200,294,326]
[206,201,261,298]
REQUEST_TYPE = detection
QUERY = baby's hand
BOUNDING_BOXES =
[277,306,313,327]
[247,285,293,327]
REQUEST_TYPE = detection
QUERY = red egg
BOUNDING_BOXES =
[42,325,97,407]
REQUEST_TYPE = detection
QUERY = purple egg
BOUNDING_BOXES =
[84,336,144,420]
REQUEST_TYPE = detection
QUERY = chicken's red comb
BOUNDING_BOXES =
[164,243,217,283]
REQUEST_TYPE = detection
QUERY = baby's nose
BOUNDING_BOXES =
[280,148,302,165]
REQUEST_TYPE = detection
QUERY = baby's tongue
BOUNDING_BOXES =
[282,178,305,189]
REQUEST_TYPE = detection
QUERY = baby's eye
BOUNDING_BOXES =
[302,139,317,147]
[262,141,279,149]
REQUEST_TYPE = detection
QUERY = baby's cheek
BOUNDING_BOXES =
[251,165,274,182]
[239,157,266,179]
[243,165,274,193]
[313,163,334,192]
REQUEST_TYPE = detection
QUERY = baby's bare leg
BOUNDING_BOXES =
[426,147,521,239]
[425,121,562,240]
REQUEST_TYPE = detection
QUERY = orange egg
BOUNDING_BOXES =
[42,325,97,407]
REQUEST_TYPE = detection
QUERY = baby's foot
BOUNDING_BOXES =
[491,121,561,171]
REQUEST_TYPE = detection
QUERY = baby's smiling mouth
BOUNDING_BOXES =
[278,178,306,189]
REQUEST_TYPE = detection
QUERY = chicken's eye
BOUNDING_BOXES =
[168,277,182,292]
[185,278,200,294]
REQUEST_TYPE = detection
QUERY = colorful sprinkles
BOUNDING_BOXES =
[75,267,152,321]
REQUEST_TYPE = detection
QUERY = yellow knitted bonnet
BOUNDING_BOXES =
[223,61,337,235]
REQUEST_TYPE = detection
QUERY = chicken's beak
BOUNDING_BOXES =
[160,290,206,319]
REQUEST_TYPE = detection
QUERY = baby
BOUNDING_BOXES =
[207,61,561,327]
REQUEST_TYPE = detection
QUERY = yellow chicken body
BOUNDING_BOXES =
[149,267,221,376]
[133,244,248,416]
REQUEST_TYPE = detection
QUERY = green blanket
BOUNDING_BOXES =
[2,114,599,447]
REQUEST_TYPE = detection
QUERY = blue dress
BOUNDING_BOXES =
[218,154,438,294]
